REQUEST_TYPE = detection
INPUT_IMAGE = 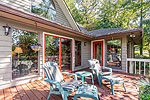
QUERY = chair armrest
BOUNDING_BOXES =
[90,68,97,71]
[44,78,61,87]
[103,67,112,73]
[62,72,77,80]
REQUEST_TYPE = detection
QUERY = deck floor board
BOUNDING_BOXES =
[0,70,140,100]
[16,85,30,100]
[0,89,4,100]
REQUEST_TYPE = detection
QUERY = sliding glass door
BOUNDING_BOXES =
[61,39,72,71]
[93,41,103,66]
[45,34,72,71]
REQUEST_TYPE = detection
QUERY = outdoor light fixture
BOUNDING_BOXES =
[130,34,135,38]
[3,24,11,36]
[84,42,87,46]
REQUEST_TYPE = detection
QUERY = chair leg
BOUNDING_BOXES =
[47,90,51,100]
[98,77,102,88]
[73,95,78,100]
[81,76,85,84]
[110,82,114,95]
[62,93,67,100]
[91,74,94,85]
[123,82,126,92]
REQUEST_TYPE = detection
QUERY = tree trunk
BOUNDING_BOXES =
[140,3,143,56]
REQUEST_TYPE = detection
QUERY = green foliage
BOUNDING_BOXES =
[139,78,150,100]
[12,29,38,59]
[65,0,150,56]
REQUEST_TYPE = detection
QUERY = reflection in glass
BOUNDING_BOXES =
[95,43,102,64]
[45,36,60,65]
[107,40,121,67]
[31,0,56,21]
[75,41,81,67]
[61,39,71,71]
[12,29,38,79]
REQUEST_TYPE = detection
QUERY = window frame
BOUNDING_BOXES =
[11,28,40,79]
[106,38,122,69]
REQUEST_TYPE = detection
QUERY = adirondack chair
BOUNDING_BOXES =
[88,59,126,95]
[43,62,81,100]
[88,59,112,76]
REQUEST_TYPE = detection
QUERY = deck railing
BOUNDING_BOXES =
[127,58,150,76]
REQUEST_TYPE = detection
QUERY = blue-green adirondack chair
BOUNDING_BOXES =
[43,62,81,100]
[88,59,112,77]
[88,59,126,95]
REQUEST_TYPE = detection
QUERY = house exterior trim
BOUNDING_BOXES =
[56,0,80,31]
[0,3,93,39]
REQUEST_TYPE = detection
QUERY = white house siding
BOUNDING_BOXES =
[0,18,43,89]
[54,0,72,28]
[0,16,92,89]
[0,19,12,88]
[73,38,91,71]
[0,0,31,12]
[0,0,72,28]
[121,36,127,72]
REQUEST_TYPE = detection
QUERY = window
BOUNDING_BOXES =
[45,34,72,71]
[106,39,122,67]
[12,29,39,79]
[31,0,56,21]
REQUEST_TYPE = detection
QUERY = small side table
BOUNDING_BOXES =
[75,71,94,85]
[101,75,126,95]
[74,84,100,100]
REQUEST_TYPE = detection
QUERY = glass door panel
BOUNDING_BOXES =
[75,40,81,67]
[61,39,71,71]
[45,35,60,66]
[45,34,72,71]
[93,41,103,66]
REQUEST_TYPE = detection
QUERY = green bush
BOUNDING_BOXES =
[139,78,150,100]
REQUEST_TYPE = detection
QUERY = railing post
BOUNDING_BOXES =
[139,61,141,75]
[135,61,136,74]
[149,62,150,76]
[144,62,146,76]
[126,60,128,73]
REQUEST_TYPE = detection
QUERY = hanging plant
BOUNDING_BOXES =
[31,43,42,52]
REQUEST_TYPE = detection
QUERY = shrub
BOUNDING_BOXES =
[139,77,150,100]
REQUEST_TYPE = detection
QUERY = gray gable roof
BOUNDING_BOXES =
[79,26,142,37]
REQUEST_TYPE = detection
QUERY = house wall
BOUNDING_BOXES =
[74,38,91,71]
[0,0,72,28]
[93,36,127,72]
[0,17,91,89]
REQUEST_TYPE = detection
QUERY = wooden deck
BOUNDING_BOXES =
[0,69,140,100]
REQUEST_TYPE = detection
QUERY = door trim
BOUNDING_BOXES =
[92,40,104,66]
[43,32,73,72]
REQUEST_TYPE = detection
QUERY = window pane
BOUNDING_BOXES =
[12,29,39,79]
[95,43,102,64]
[106,40,121,67]
[45,35,60,65]
[61,39,71,71]
[75,40,81,67]
[31,0,56,21]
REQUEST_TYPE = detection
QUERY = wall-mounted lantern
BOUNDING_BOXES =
[84,42,87,46]
[3,24,11,36]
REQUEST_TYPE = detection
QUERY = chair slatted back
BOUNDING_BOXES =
[88,59,102,74]
[43,62,64,83]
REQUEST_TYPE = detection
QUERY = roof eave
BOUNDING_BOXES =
[0,3,94,40]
